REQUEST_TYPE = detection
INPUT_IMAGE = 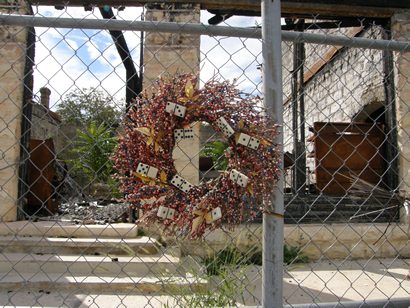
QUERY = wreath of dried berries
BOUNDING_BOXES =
[113,74,280,238]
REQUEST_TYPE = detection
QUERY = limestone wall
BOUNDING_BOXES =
[143,4,201,185]
[281,26,362,104]
[0,1,29,222]
[30,87,59,141]
[31,105,60,140]
[392,11,410,204]
[177,223,410,261]
[143,4,200,86]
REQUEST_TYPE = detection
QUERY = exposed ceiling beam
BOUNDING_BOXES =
[28,0,409,18]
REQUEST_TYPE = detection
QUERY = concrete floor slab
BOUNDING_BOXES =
[0,272,207,294]
[0,252,180,276]
[0,221,139,238]
[240,258,410,306]
[0,291,177,308]
[0,259,408,307]
[0,235,161,255]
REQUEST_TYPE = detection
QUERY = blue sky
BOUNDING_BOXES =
[32,6,262,111]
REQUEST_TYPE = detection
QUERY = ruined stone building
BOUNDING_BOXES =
[0,2,202,220]
[31,87,60,140]
[0,1,409,224]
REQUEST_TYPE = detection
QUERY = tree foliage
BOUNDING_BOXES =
[56,88,121,190]
[57,88,121,126]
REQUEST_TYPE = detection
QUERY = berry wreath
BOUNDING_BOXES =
[113,74,280,238]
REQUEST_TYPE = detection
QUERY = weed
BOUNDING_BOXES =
[162,246,253,307]
[163,244,308,307]
[203,246,263,276]
[163,261,246,307]
[137,228,146,237]
[284,245,309,265]
[204,245,308,276]
[204,246,245,276]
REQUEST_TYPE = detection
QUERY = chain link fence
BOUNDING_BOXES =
[0,1,409,307]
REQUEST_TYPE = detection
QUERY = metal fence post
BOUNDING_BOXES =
[262,0,284,307]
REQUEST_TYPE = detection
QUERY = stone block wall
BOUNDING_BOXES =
[31,104,59,140]
[31,88,60,140]
[282,26,366,106]
[143,4,201,185]
[0,1,29,222]
[143,4,200,86]
[177,223,410,260]
[392,11,410,204]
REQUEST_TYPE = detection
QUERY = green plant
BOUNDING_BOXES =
[204,246,245,276]
[284,245,309,265]
[71,121,117,183]
[164,245,276,307]
[246,247,262,266]
[200,140,229,171]
[170,274,241,307]
[57,88,121,187]
[204,245,308,276]
[162,244,308,307]
[137,228,146,237]
[163,260,247,307]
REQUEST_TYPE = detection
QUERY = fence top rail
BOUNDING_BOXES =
[0,14,409,52]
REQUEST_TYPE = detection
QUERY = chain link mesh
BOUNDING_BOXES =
[0,2,409,307]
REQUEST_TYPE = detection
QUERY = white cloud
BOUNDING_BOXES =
[32,6,133,108]
[31,6,262,112]
[200,35,262,94]
[65,38,79,50]
[85,40,101,60]
[199,10,262,94]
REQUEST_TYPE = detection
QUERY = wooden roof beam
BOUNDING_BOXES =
[27,0,409,18]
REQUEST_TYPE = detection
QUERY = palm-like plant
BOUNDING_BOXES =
[200,140,229,171]
[71,121,117,182]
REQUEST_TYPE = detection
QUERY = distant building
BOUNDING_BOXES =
[31,87,61,140]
